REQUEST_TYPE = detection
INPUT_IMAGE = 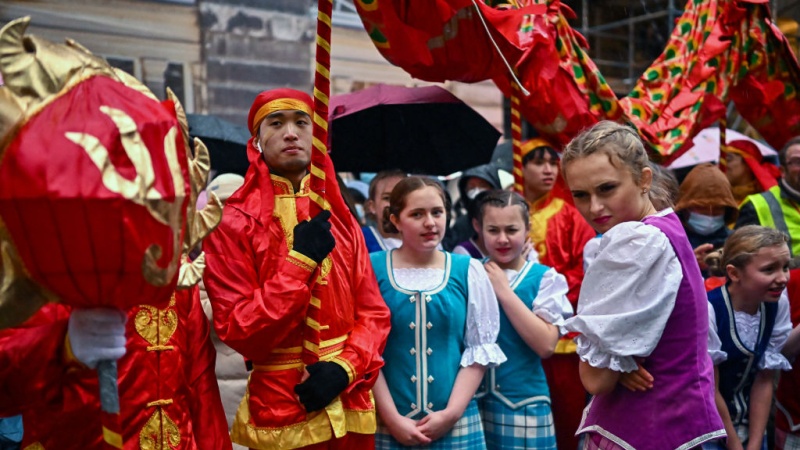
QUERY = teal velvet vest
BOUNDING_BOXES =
[477,261,551,408]
[371,250,471,418]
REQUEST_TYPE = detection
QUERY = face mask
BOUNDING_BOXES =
[466,187,486,200]
[355,204,365,220]
[687,212,725,235]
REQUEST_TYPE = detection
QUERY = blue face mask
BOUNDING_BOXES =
[687,212,725,236]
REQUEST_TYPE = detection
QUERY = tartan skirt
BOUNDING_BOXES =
[479,396,556,450]
[777,429,800,450]
[375,400,487,449]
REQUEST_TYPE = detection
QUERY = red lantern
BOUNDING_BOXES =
[0,17,221,448]
[0,73,189,311]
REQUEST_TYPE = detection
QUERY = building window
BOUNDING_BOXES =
[164,62,185,106]
[106,57,136,77]
[332,0,363,29]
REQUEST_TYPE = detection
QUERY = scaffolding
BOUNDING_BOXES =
[574,0,799,94]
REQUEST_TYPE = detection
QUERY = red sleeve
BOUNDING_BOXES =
[203,209,317,360]
[333,217,391,390]
[565,209,596,307]
[0,304,72,416]
[180,287,232,450]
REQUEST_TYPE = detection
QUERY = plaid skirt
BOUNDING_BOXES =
[776,429,800,450]
[479,397,556,450]
[375,400,487,449]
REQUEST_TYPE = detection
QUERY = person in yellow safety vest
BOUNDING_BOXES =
[736,136,800,256]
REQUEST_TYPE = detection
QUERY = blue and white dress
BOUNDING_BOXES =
[371,250,506,450]
[704,286,792,450]
[477,261,572,450]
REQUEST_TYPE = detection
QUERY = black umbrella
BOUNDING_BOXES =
[329,84,501,175]
[187,114,250,176]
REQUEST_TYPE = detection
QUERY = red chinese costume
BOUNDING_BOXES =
[202,89,391,450]
[0,289,231,449]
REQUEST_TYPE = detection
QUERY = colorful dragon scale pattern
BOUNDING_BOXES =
[353,0,800,162]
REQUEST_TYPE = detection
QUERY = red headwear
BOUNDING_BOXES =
[237,88,352,229]
[247,88,314,136]
[724,140,780,191]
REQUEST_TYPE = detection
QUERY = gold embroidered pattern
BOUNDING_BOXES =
[23,444,44,450]
[528,197,564,260]
[139,407,181,450]
[134,295,178,350]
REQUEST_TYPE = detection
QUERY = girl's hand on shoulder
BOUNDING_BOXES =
[521,239,534,260]
[416,409,459,442]
[619,360,654,392]
[385,414,431,446]
[483,261,511,295]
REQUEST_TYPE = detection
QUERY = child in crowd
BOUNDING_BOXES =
[370,176,506,449]
[362,169,407,252]
[474,190,572,450]
[704,226,793,450]
[561,121,724,450]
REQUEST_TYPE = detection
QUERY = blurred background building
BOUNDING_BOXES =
[1,0,797,133]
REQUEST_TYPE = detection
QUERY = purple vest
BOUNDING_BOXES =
[577,212,725,450]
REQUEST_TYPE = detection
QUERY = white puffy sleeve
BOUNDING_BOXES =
[707,302,727,364]
[531,268,573,329]
[461,258,507,368]
[563,221,682,372]
[760,290,793,371]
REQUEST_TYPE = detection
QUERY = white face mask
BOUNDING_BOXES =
[687,212,725,235]
[466,187,486,200]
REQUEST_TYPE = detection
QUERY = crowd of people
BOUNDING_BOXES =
[2,87,800,450]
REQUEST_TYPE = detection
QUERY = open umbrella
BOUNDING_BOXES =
[187,114,250,176]
[329,84,500,175]
[667,127,777,169]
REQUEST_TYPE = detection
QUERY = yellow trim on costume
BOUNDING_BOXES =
[309,296,322,308]
[331,356,356,384]
[305,316,329,331]
[303,339,320,354]
[253,348,343,372]
[63,333,83,367]
[102,426,124,448]
[146,345,175,352]
[554,337,577,354]
[146,399,174,408]
[230,390,376,449]
[23,443,45,450]
[252,99,313,132]
[287,250,318,272]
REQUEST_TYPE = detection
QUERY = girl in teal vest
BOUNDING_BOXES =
[371,176,506,449]
[474,190,573,450]
[703,226,793,450]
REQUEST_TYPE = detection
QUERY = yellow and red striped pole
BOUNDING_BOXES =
[310,0,332,217]
[511,81,524,194]
[302,0,333,367]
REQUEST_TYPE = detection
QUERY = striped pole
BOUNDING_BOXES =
[719,116,728,171]
[301,0,334,367]
[511,81,524,194]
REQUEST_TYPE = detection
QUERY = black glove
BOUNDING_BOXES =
[292,210,335,264]
[294,361,350,412]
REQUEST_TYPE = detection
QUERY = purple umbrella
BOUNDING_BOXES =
[329,84,501,175]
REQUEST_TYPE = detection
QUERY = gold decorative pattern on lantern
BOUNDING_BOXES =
[134,295,178,350]
[139,407,181,450]
[64,106,185,287]
[168,89,222,288]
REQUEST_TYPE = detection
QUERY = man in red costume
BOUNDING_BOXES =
[521,137,596,450]
[202,88,391,450]
[0,288,232,449]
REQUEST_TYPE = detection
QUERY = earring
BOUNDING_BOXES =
[642,189,648,194]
